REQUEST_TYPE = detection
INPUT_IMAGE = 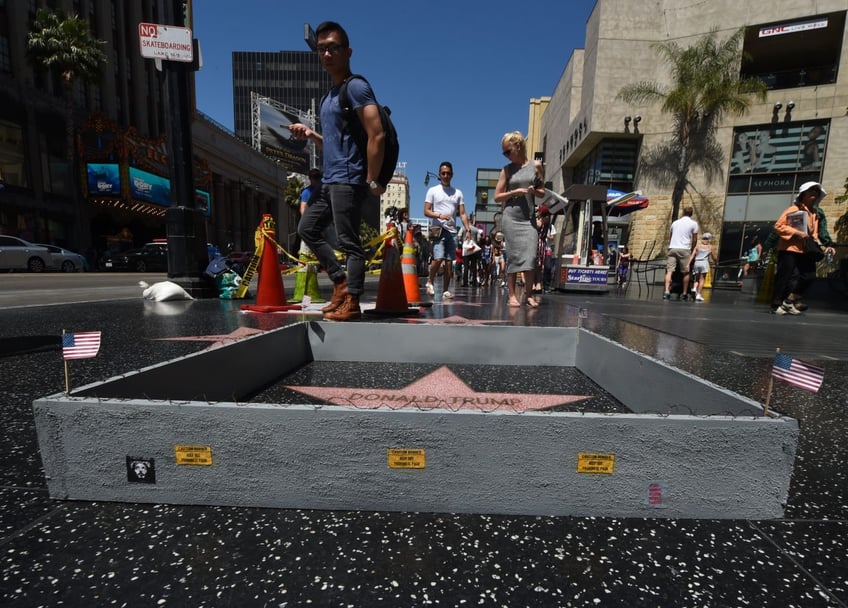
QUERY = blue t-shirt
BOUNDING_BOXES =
[300,185,314,205]
[320,77,377,185]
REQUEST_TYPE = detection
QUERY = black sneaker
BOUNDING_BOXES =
[681,294,689,301]
[662,292,671,300]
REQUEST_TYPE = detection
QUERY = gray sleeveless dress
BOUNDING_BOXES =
[502,162,538,274]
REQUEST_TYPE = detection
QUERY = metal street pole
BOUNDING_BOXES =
[160,0,215,296]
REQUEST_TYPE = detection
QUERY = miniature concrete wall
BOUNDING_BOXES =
[33,322,798,519]
[74,323,312,402]
[576,331,764,416]
[33,397,797,519]
[307,322,579,367]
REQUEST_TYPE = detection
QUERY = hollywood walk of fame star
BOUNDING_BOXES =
[286,365,590,413]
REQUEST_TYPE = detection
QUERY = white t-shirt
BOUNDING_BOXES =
[425,185,464,233]
[668,216,698,249]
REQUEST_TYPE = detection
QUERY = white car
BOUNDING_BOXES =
[0,235,50,272]
[36,244,89,272]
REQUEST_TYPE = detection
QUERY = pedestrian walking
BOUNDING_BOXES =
[663,206,699,301]
[770,181,835,315]
[424,162,472,299]
[289,21,387,321]
[688,233,717,302]
[494,131,545,307]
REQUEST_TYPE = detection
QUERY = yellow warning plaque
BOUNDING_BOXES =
[388,449,425,469]
[577,452,615,474]
[174,445,213,466]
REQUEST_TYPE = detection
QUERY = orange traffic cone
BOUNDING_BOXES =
[241,215,300,313]
[365,226,418,317]
[401,226,431,308]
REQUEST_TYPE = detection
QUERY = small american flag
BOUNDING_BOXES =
[62,332,102,360]
[772,353,824,393]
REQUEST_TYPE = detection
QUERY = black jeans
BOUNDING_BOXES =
[772,250,816,307]
[297,183,368,296]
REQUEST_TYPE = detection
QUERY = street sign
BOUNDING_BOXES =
[138,22,193,63]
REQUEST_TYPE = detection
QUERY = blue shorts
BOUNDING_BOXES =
[432,230,457,261]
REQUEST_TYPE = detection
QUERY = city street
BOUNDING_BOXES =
[1,273,846,607]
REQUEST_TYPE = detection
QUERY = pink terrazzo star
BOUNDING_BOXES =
[286,365,590,413]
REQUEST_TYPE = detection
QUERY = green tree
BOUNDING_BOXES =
[285,176,305,210]
[27,9,107,194]
[617,28,767,220]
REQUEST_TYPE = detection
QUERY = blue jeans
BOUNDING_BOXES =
[297,183,368,296]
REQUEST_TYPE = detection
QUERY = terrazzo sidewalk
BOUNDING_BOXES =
[1,280,846,607]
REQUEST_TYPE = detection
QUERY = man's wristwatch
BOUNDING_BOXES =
[368,180,380,191]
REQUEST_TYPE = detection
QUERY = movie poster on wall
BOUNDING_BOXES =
[86,163,121,197]
[256,98,310,173]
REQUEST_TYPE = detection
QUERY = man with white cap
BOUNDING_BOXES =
[770,181,836,315]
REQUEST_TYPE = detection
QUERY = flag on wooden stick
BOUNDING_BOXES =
[771,352,824,393]
[62,331,101,360]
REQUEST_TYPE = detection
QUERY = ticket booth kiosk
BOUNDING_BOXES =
[548,184,612,293]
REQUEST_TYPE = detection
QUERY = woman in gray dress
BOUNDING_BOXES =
[494,131,545,307]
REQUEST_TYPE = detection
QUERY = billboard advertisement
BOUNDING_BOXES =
[255,97,310,173]
[195,189,212,217]
[86,163,121,197]
[129,166,171,206]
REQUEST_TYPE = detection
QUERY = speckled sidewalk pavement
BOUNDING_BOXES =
[1,278,846,607]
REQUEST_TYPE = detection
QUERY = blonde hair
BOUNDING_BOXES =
[501,131,526,154]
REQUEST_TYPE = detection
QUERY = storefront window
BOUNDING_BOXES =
[719,119,830,282]
[0,119,27,188]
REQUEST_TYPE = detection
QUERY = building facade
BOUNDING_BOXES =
[540,0,848,270]
[379,170,410,224]
[0,0,288,264]
[231,50,332,143]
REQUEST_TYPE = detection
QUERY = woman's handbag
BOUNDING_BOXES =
[804,237,825,262]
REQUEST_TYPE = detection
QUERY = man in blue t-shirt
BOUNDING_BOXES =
[289,21,386,321]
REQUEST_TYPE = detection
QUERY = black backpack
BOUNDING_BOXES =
[335,74,399,188]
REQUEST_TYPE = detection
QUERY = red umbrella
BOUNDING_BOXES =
[607,190,649,217]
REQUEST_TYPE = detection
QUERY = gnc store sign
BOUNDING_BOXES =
[138,23,193,62]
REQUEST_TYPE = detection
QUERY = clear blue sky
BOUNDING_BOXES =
[192,0,598,218]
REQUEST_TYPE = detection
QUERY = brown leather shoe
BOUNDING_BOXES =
[323,294,361,321]
[321,279,348,313]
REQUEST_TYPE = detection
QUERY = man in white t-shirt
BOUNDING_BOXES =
[663,206,698,300]
[424,161,472,299]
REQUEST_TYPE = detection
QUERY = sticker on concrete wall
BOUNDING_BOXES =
[126,456,156,483]
[646,481,668,508]
[388,449,425,469]
[576,452,615,474]
[174,445,213,466]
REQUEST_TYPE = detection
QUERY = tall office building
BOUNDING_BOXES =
[232,51,332,142]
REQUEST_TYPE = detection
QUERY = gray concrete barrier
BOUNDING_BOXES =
[33,322,797,519]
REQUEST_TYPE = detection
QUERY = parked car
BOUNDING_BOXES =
[0,235,50,272]
[35,244,89,272]
[100,241,168,272]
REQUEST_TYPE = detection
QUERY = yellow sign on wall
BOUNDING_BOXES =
[577,452,615,474]
[174,445,213,466]
[388,449,425,469]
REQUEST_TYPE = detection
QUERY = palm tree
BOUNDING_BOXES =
[26,9,106,203]
[284,176,305,210]
[617,28,767,220]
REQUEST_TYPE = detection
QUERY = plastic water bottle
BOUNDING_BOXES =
[826,250,834,265]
